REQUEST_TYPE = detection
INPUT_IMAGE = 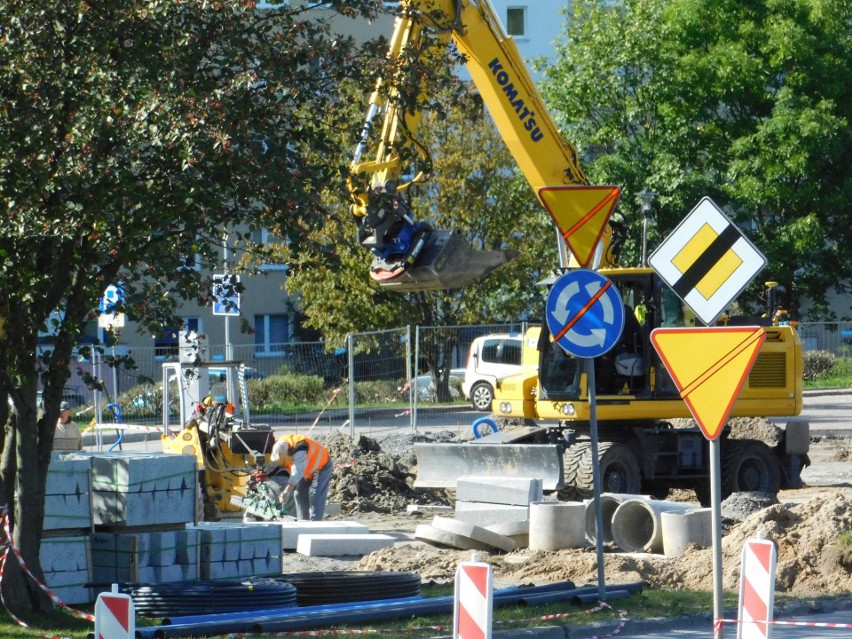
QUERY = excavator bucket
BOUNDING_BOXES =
[413,442,564,490]
[371,229,515,292]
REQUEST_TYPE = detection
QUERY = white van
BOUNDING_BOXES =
[462,333,525,411]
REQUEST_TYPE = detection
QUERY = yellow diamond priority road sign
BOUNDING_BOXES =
[649,197,767,326]
[651,326,766,440]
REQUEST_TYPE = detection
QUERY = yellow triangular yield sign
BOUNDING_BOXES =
[650,326,766,440]
[537,185,620,267]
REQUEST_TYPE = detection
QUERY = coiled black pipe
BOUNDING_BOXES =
[123,579,297,618]
[274,571,421,606]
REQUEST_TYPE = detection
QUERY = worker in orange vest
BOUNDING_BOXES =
[270,434,333,521]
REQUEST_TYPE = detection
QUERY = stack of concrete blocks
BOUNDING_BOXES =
[191,522,282,578]
[89,452,197,527]
[40,453,94,605]
[90,528,200,583]
[243,519,395,558]
[39,535,92,605]
[415,476,543,552]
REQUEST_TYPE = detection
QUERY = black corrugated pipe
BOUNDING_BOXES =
[135,580,644,639]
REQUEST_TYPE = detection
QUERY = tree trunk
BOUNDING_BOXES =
[0,328,66,617]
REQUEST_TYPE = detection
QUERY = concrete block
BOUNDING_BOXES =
[296,534,395,557]
[149,531,177,566]
[243,520,369,551]
[153,487,196,526]
[325,502,342,517]
[40,536,89,573]
[456,476,543,506]
[42,568,92,605]
[44,493,92,530]
[454,501,529,527]
[46,455,91,496]
[431,516,515,552]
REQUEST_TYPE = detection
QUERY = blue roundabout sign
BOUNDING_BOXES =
[546,270,625,359]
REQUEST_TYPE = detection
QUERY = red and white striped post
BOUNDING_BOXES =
[737,536,776,639]
[453,557,493,639]
[94,584,136,639]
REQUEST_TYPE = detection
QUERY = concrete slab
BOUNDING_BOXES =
[244,520,369,550]
[406,504,454,514]
[456,476,543,506]
[485,519,530,549]
[296,533,395,557]
[454,501,529,527]
[431,516,515,552]
[413,524,490,551]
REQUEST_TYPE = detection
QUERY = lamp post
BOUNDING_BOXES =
[638,188,658,266]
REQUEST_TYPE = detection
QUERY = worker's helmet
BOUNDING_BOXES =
[271,440,289,460]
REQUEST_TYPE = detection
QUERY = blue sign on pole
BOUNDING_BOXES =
[213,273,240,317]
[99,283,124,314]
[546,270,625,359]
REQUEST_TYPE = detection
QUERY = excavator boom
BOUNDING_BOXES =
[350,0,594,291]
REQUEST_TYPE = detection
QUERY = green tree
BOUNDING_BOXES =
[541,0,851,318]
[278,84,556,394]
[0,0,381,617]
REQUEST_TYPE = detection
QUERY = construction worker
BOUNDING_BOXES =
[54,401,83,451]
[270,434,333,521]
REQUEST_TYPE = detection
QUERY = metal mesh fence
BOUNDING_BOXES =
[64,321,848,433]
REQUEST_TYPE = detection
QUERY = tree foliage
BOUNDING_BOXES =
[0,0,381,617]
[278,80,556,383]
[540,0,851,318]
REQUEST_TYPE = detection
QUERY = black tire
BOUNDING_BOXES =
[469,382,494,412]
[722,439,781,498]
[559,441,641,501]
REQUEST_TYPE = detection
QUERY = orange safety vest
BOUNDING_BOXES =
[276,434,330,480]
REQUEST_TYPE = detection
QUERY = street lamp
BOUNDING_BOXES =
[638,188,658,266]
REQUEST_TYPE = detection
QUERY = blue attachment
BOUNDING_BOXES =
[106,402,124,452]
[371,221,419,260]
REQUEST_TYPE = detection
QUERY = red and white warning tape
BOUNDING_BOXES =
[721,617,852,630]
[0,508,95,626]
[306,386,343,435]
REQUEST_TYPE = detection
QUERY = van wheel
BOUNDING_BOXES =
[470,382,494,412]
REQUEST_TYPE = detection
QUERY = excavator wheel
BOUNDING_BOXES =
[721,439,781,498]
[559,441,641,501]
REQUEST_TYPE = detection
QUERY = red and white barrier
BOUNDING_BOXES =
[454,559,493,639]
[94,585,136,639]
[737,537,776,639]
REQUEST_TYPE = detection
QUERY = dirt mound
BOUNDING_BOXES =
[320,431,452,514]
[357,492,852,595]
[669,416,783,444]
[345,428,851,596]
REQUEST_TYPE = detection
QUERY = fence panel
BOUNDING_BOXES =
[65,320,847,433]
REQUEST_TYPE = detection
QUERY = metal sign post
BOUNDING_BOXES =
[545,269,625,602]
[649,196,770,639]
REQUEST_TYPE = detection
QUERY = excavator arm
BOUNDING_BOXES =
[350,0,616,292]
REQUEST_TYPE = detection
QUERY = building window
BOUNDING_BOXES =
[255,314,289,354]
[506,7,526,37]
[155,318,200,360]
[251,228,288,271]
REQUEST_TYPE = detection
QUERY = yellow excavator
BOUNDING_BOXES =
[351,0,807,504]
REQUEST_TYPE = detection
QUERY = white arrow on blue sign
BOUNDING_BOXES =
[546,270,625,359]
